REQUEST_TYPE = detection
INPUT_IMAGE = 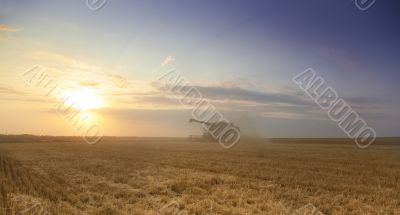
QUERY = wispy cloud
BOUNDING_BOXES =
[161,55,176,66]
[0,86,26,96]
[150,81,311,107]
[0,24,19,32]
[32,51,101,72]
[27,51,131,91]
[0,86,45,103]
[126,79,393,121]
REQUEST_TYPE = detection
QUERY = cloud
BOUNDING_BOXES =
[0,86,45,103]
[130,81,317,119]
[79,82,100,87]
[260,111,306,120]
[144,79,395,121]
[0,24,19,32]
[0,97,44,103]
[27,51,131,91]
[32,51,101,72]
[0,87,26,96]
[151,81,311,107]
[131,95,191,110]
[161,55,176,66]
[194,85,311,106]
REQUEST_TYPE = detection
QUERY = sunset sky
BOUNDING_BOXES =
[1,0,399,137]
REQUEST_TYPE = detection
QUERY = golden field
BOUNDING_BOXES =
[0,138,399,215]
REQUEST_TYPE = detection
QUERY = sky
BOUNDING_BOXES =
[0,0,399,138]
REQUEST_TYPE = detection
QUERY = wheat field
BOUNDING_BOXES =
[0,138,399,215]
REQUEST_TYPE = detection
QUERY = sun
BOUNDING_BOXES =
[68,87,104,110]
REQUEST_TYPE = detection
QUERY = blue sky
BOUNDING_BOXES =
[0,0,399,137]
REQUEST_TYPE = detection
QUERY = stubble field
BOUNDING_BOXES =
[0,138,399,215]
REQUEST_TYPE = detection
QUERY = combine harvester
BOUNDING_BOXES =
[188,118,240,142]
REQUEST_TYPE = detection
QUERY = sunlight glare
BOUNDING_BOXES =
[67,87,104,110]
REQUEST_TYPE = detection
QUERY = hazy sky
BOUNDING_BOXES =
[0,0,399,137]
